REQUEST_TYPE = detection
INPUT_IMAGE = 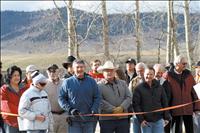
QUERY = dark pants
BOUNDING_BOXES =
[4,123,26,133]
[164,120,171,133]
[0,115,5,133]
[172,115,194,133]
[99,118,129,133]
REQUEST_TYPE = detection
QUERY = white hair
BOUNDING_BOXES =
[135,62,147,70]
[174,55,187,65]
[153,64,165,72]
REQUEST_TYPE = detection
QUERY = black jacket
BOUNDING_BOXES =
[125,70,137,84]
[132,80,171,123]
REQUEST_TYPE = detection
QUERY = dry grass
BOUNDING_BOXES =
[1,49,168,71]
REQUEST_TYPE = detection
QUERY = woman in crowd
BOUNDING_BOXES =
[22,65,39,90]
[0,65,26,133]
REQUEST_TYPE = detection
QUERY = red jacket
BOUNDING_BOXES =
[88,71,104,81]
[163,69,200,116]
[0,84,26,128]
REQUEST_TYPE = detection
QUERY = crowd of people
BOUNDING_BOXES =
[0,55,200,133]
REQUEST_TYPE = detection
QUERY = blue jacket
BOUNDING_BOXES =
[58,75,100,121]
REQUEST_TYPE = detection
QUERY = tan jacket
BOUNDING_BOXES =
[128,76,144,94]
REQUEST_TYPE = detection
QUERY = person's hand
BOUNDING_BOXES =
[90,110,95,116]
[66,117,72,126]
[70,109,80,117]
[194,111,200,115]
[35,114,46,122]
[164,120,169,127]
[113,106,123,114]
[141,120,149,127]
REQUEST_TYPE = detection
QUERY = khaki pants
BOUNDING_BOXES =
[52,113,68,133]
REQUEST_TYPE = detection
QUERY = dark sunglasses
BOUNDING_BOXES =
[39,82,46,87]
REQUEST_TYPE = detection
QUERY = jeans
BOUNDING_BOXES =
[68,121,95,133]
[194,113,200,133]
[4,123,26,133]
[99,118,129,133]
[133,116,141,133]
[141,119,164,133]
[27,130,47,133]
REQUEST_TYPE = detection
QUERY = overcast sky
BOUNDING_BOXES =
[1,1,200,14]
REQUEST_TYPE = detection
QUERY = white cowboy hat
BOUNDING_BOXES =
[97,61,116,72]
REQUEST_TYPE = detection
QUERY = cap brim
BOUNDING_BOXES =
[62,62,72,68]
[125,61,135,64]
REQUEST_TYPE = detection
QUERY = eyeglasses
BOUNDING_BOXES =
[39,82,46,87]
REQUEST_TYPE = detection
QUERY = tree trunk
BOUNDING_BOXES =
[67,0,76,56]
[158,41,161,63]
[101,0,110,60]
[171,1,179,59]
[135,0,141,62]
[166,0,172,64]
[184,0,192,69]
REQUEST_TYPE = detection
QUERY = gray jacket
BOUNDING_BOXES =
[98,79,132,120]
[18,85,54,131]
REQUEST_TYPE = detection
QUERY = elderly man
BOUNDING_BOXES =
[129,62,146,133]
[163,55,200,133]
[58,60,100,133]
[98,61,132,133]
[44,64,67,133]
[153,64,172,133]
[153,63,171,99]
[129,62,146,93]
[133,67,170,133]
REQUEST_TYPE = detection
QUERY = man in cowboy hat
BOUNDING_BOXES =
[62,55,76,79]
[97,61,132,133]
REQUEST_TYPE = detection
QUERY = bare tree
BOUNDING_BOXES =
[171,1,179,61]
[101,0,110,59]
[166,0,172,64]
[67,0,76,56]
[53,0,76,56]
[53,1,101,58]
[184,0,192,69]
[135,0,141,62]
